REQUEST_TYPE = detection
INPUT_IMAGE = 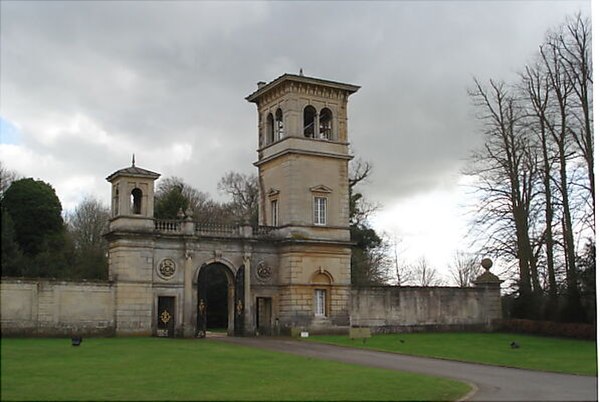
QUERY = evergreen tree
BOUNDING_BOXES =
[2,178,65,256]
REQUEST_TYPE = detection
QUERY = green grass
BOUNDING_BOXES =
[308,332,597,376]
[1,337,470,401]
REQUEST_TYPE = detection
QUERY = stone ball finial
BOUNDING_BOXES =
[481,258,493,271]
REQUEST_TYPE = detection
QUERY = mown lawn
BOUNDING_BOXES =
[1,337,470,401]
[309,332,597,376]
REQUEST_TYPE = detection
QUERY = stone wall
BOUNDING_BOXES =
[351,286,501,333]
[1,280,501,337]
[0,279,115,336]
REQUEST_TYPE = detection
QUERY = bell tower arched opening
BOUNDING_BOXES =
[267,113,275,144]
[131,188,143,214]
[303,105,317,138]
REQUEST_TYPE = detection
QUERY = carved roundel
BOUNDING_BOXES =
[157,258,176,280]
[256,261,272,281]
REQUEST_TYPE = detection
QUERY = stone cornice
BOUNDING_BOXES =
[254,147,353,167]
[246,73,360,104]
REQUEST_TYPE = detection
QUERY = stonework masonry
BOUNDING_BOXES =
[352,286,501,333]
[1,278,501,336]
[0,74,501,338]
[1,279,115,336]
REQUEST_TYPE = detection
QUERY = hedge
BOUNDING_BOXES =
[495,319,596,340]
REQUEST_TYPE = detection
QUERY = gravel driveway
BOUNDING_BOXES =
[218,337,597,401]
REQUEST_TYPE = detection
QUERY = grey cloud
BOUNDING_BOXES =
[0,0,590,211]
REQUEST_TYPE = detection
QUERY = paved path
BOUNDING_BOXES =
[218,337,597,401]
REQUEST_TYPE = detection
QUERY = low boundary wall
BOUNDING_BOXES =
[1,279,501,337]
[1,278,115,336]
[351,286,501,333]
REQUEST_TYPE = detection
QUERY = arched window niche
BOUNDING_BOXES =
[319,108,333,140]
[311,269,333,318]
[275,108,284,141]
[303,105,317,138]
[266,113,275,144]
[131,188,143,215]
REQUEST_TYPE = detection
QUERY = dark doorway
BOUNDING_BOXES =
[157,296,175,337]
[197,263,229,337]
[256,297,272,335]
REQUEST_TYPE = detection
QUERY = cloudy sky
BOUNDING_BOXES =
[0,1,592,279]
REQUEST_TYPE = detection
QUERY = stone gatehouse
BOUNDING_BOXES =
[0,73,501,337]
[105,74,358,337]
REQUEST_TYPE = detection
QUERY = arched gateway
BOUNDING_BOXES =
[105,73,360,337]
[195,262,245,337]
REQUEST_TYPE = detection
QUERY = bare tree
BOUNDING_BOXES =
[559,14,594,214]
[218,171,259,224]
[66,197,110,251]
[155,176,212,219]
[0,161,20,199]
[539,29,581,307]
[448,251,482,287]
[389,234,411,285]
[352,236,391,285]
[66,197,111,279]
[468,79,541,297]
[349,158,379,226]
[467,14,593,322]
[411,257,442,286]
[348,158,373,188]
[521,62,559,302]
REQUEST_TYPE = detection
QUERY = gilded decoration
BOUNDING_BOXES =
[160,310,172,325]
[157,258,176,280]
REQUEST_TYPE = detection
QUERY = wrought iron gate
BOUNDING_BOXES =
[234,266,245,336]
[196,267,208,337]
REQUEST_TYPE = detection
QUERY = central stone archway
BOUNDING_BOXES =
[196,262,244,337]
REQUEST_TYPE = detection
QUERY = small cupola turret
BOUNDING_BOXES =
[106,156,160,231]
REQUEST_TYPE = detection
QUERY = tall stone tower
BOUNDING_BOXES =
[247,73,360,330]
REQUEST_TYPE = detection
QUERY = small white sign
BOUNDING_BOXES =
[300,331,309,338]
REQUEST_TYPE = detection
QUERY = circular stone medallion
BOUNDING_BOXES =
[158,258,176,280]
[256,261,272,281]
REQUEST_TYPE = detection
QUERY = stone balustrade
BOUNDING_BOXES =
[153,219,276,238]
[154,220,181,232]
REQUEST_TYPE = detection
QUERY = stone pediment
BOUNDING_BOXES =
[106,165,160,182]
[267,188,280,198]
[309,185,333,194]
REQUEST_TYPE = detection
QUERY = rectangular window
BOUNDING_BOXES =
[315,289,326,316]
[271,199,278,226]
[313,197,327,225]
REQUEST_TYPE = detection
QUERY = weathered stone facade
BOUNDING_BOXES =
[94,74,362,337]
[1,279,115,336]
[0,74,502,337]
[351,285,501,333]
[1,278,502,336]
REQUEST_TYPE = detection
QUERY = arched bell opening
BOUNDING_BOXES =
[131,188,143,214]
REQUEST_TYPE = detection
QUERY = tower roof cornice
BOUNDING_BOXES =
[106,165,161,182]
[246,73,360,103]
